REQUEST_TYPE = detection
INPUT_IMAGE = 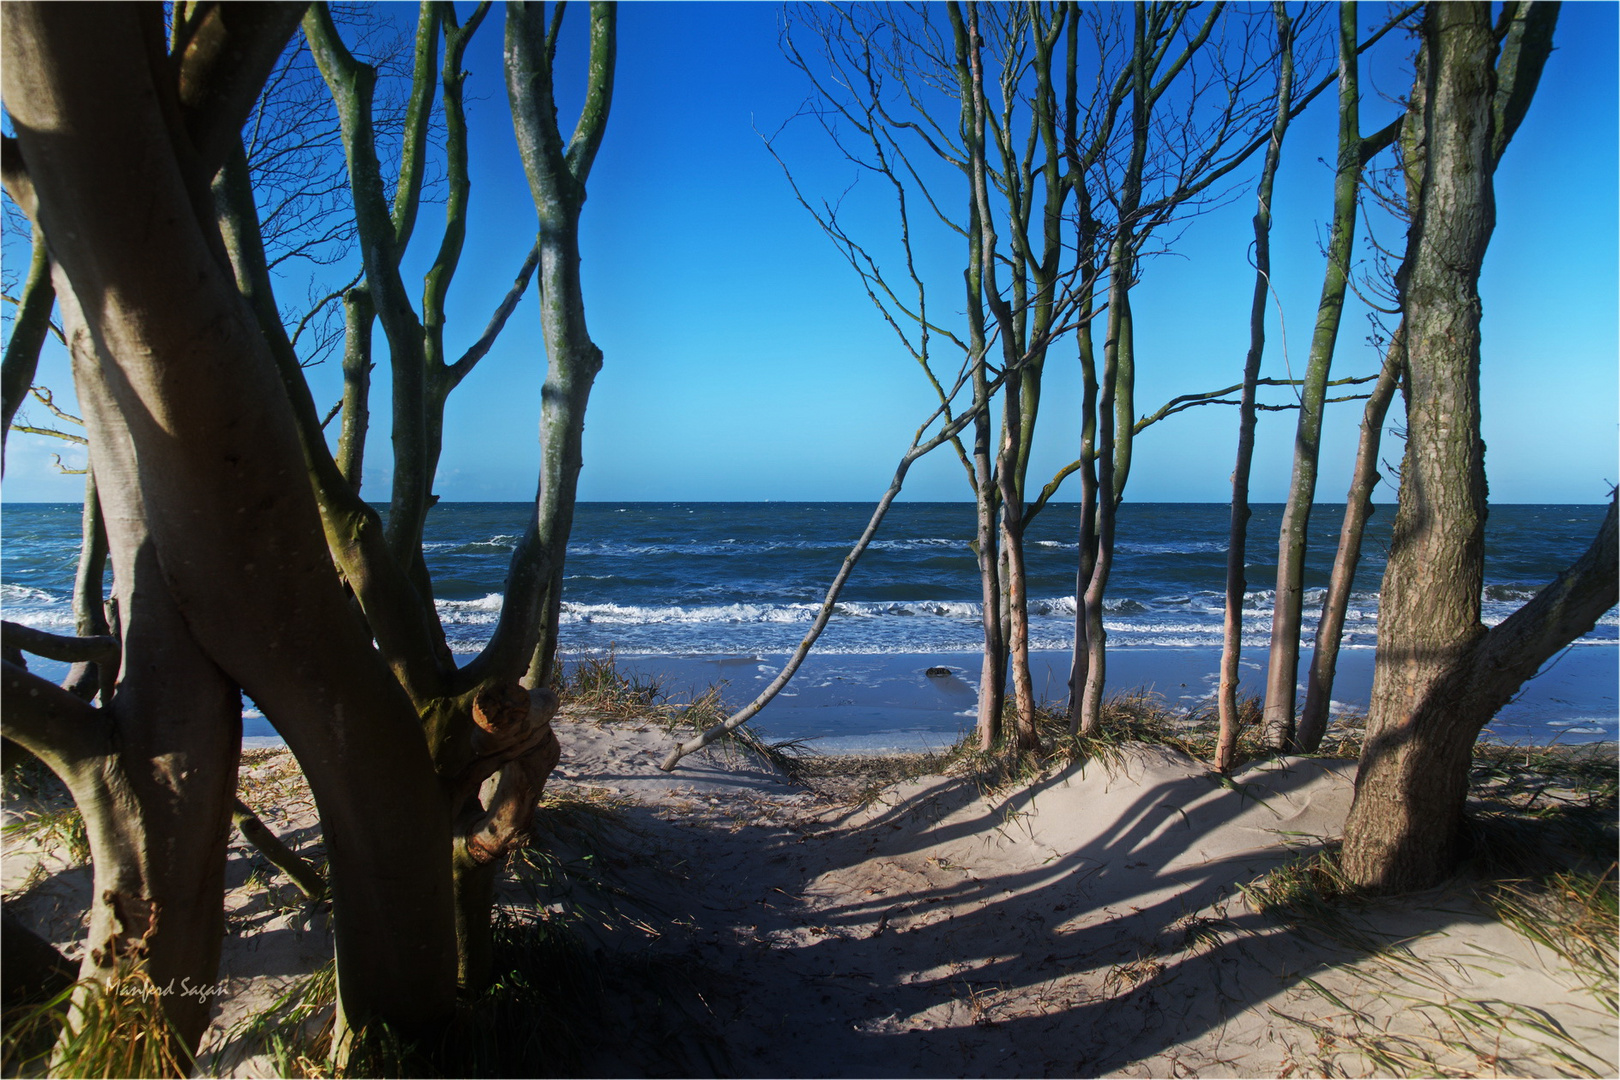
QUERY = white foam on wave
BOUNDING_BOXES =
[1,583,59,604]
[436,593,506,625]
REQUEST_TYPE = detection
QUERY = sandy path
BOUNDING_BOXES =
[4,713,1614,1078]
[534,718,1616,1078]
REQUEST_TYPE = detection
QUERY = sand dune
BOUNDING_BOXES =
[4,713,1614,1077]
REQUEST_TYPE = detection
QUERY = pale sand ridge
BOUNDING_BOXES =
[4,711,1614,1077]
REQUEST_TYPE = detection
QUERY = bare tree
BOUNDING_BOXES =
[1338,0,1604,892]
[2,4,456,1054]
[1216,0,1296,772]
[0,0,615,1055]
[773,1,1108,750]
[1258,0,1406,751]
[1070,1,1308,735]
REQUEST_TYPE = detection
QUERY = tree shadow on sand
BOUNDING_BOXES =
[544,745,1612,1078]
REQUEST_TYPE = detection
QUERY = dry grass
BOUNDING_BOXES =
[2,973,193,1079]
[1489,867,1618,1011]
[553,652,812,776]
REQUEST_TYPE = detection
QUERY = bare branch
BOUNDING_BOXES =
[233,797,327,899]
[448,241,540,388]
[1,226,55,457]
[1,658,113,770]
[2,621,118,665]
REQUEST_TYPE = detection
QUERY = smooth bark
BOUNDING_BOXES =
[1216,2,1294,771]
[4,3,457,1039]
[1296,328,1403,752]
[477,0,615,693]
[1261,1,1362,750]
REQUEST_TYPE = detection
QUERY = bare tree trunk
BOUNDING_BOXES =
[1077,0,1152,737]
[1262,0,1362,751]
[1341,0,1569,892]
[336,285,374,492]
[1296,329,1402,751]
[0,224,53,464]
[974,411,1005,750]
[1066,317,1100,729]
[474,0,615,692]
[1217,3,1294,772]
[999,442,1037,750]
[61,469,112,702]
[4,3,458,1040]
[1079,279,1131,734]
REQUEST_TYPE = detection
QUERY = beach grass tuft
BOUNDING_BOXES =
[553,651,811,776]
[2,804,90,866]
[3,973,192,1080]
[1489,866,1618,1010]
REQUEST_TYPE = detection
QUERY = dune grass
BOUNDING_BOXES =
[552,650,812,776]
[2,973,193,1080]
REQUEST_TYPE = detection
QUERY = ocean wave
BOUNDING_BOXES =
[1484,583,1541,602]
[1114,540,1229,556]
[559,536,970,558]
[1,583,59,605]
[436,593,505,625]
[0,609,76,630]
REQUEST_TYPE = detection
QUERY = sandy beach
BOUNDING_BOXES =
[5,707,1614,1078]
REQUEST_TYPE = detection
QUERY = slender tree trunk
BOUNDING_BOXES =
[337,285,374,492]
[1296,329,1402,751]
[999,412,1037,750]
[1067,319,1099,730]
[974,423,1005,750]
[473,1,614,691]
[1217,2,1294,772]
[0,224,53,465]
[1262,0,1362,751]
[1079,275,1130,734]
[61,470,112,702]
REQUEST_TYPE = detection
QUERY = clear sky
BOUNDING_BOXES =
[3,1,1615,505]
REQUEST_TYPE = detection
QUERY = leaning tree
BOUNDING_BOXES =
[1338,0,1617,892]
[0,0,616,1056]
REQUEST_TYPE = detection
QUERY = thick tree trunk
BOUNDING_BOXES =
[1297,330,1402,751]
[5,3,457,1036]
[1262,1,1362,751]
[1341,1,1573,892]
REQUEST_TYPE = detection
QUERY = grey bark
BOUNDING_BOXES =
[3,3,457,1043]
[1341,1,1572,892]
[1216,2,1294,771]
[1261,0,1363,750]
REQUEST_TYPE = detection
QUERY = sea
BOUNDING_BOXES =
[3,501,1616,750]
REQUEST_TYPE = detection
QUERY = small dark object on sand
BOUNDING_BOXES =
[925,667,952,678]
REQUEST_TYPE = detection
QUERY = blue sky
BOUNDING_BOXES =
[3,1,1616,505]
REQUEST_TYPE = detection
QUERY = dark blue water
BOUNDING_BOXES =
[4,501,1615,743]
